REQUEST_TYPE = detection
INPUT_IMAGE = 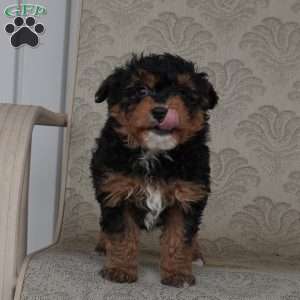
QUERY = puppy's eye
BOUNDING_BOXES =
[125,86,152,100]
[138,87,151,98]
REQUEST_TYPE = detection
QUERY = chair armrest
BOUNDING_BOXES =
[0,103,67,300]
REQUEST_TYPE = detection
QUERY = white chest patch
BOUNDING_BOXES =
[139,151,160,174]
[138,150,173,175]
[144,185,164,230]
[144,131,177,151]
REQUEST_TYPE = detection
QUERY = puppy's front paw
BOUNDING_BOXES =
[100,267,137,283]
[161,273,196,288]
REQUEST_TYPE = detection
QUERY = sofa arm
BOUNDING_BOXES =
[0,103,67,300]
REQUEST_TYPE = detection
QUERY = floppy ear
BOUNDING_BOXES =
[196,72,219,110]
[95,74,115,103]
[206,80,219,110]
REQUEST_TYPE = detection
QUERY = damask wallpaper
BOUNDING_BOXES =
[61,0,300,263]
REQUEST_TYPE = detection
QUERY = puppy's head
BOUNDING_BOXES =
[95,54,218,151]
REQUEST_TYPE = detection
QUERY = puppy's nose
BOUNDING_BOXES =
[151,107,168,123]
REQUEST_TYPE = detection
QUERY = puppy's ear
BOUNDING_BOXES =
[95,74,115,103]
[195,72,219,110]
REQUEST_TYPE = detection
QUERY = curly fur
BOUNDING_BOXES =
[90,53,218,287]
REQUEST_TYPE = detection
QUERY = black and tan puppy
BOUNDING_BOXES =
[90,53,218,287]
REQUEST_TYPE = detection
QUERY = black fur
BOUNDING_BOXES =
[91,53,218,244]
[95,54,218,110]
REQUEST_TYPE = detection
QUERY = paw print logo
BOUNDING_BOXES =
[5,16,45,48]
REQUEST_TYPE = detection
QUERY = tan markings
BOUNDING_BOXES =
[167,96,206,144]
[95,224,204,261]
[101,208,140,283]
[163,180,208,212]
[160,206,195,287]
[110,98,157,148]
[177,73,195,89]
[137,69,159,88]
[101,173,144,207]
[110,94,205,148]
[126,133,140,149]
[96,217,203,262]
[130,97,156,128]
[101,172,207,211]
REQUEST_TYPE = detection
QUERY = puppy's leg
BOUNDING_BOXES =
[100,207,140,283]
[192,237,205,263]
[160,206,195,287]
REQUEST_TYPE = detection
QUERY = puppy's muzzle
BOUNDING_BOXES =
[151,107,168,123]
[151,107,179,131]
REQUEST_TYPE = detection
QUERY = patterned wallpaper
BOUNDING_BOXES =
[61,0,300,262]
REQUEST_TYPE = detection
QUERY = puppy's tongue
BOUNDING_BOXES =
[158,109,179,131]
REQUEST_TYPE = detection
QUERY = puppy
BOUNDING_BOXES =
[90,53,218,287]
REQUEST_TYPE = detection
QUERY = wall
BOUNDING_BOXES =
[62,0,300,262]
[0,0,71,253]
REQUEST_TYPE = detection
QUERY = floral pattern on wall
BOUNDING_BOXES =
[209,148,260,212]
[96,0,154,30]
[201,60,265,130]
[230,197,300,256]
[235,106,300,175]
[288,81,300,102]
[78,10,114,64]
[135,12,216,61]
[284,171,300,199]
[292,0,300,12]
[240,18,300,83]
[61,0,300,260]
[186,0,269,41]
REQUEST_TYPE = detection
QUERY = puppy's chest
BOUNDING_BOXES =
[136,151,174,177]
[144,185,165,230]
[137,152,171,229]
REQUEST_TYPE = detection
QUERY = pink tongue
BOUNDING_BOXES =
[158,109,179,130]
